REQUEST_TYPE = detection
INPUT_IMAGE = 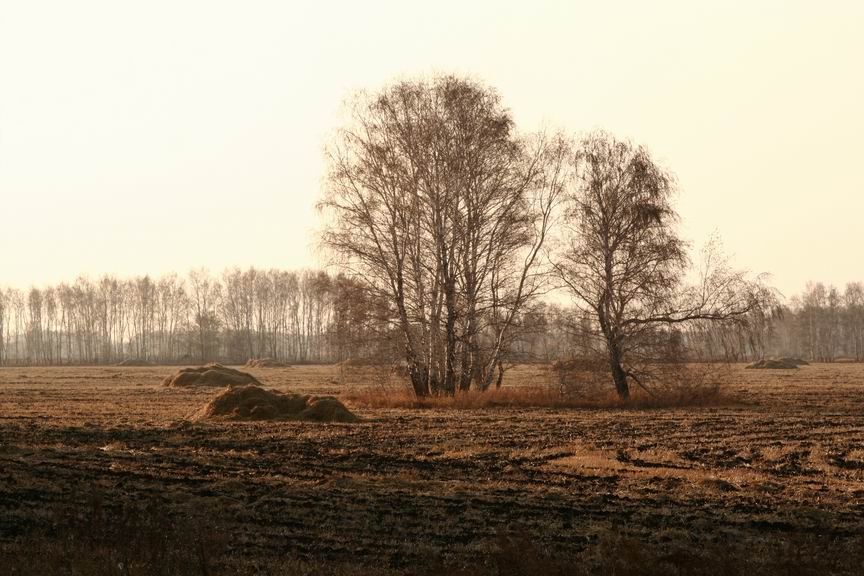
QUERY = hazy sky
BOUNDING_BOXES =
[1,1,861,297]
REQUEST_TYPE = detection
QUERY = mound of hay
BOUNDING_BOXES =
[116,358,153,367]
[746,358,801,370]
[190,385,358,423]
[162,364,262,387]
[245,358,289,368]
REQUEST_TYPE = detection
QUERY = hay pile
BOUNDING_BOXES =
[190,384,358,423]
[245,358,289,368]
[746,357,805,370]
[162,364,262,387]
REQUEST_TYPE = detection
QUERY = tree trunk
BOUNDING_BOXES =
[494,359,505,389]
[598,305,629,400]
[607,338,630,400]
[458,333,476,392]
[408,360,430,397]
[442,279,458,395]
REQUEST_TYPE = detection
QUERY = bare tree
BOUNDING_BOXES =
[188,269,221,361]
[319,75,561,396]
[553,131,770,399]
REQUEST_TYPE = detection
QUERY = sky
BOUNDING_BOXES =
[0,0,861,298]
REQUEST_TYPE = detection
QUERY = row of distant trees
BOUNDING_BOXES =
[0,268,859,368]
[509,282,864,365]
[0,269,386,366]
[686,281,864,363]
[786,282,864,362]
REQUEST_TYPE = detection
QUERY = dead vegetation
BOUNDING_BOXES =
[343,361,734,410]
[161,364,262,388]
[543,359,734,408]
[191,384,359,423]
[343,383,732,410]
[343,385,583,410]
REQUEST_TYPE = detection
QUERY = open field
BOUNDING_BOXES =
[1,363,863,573]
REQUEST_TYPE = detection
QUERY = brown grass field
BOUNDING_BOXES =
[1,363,863,574]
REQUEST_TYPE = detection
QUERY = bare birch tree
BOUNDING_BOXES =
[320,75,562,396]
[553,131,771,399]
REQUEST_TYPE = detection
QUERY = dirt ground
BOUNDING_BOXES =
[1,363,863,570]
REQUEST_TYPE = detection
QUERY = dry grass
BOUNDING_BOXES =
[343,385,586,409]
[342,375,734,410]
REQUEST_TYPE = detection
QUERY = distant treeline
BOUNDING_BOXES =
[742,282,864,362]
[530,282,864,364]
[0,269,387,366]
[0,272,861,367]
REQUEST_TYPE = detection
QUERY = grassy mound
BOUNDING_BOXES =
[162,364,261,387]
[190,384,359,422]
